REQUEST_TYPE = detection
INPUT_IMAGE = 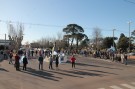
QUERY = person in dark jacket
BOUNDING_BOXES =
[23,55,28,70]
[38,55,44,70]
[49,55,53,69]
[55,55,59,70]
[15,54,20,71]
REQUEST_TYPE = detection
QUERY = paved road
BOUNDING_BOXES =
[0,56,135,89]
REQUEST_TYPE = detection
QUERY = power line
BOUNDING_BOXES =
[0,19,132,34]
[0,19,115,31]
[123,0,135,5]
[0,19,65,28]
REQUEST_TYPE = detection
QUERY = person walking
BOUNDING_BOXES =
[9,52,13,64]
[15,53,20,71]
[23,55,28,70]
[55,55,59,70]
[38,54,44,70]
[70,55,76,68]
[49,55,53,69]
[121,52,125,64]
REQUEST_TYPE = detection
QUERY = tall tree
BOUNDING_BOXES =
[63,24,84,50]
[92,27,102,49]
[131,30,135,42]
[8,23,24,51]
[75,33,88,49]
[101,37,117,49]
[117,33,129,51]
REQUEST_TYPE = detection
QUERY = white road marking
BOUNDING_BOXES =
[110,85,123,89]
[98,82,135,89]
[121,84,135,89]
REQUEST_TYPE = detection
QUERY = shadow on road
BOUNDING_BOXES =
[46,69,84,78]
[75,68,118,75]
[0,68,9,72]
[74,62,122,70]
[21,67,62,81]
[60,69,104,77]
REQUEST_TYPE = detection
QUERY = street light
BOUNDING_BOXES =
[128,21,132,52]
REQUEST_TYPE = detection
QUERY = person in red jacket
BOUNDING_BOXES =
[70,55,76,68]
[15,53,20,71]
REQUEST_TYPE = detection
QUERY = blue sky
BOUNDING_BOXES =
[0,0,135,44]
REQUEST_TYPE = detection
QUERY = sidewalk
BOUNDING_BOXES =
[77,55,135,67]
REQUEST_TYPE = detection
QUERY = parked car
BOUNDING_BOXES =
[127,52,135,60]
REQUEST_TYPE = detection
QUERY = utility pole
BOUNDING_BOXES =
[128,21,132,52]
[5,34,6,50]
[113,29,116,47]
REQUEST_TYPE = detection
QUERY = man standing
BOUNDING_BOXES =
[23,55,28,70]
[38,55,44,70]
[49,55,53,69]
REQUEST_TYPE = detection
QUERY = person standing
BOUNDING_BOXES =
[124,53,128,65]
[38,55,44,70]
[49,55,53,69]
[15,54,20,71]
[70,55,76,68]
[55,55,59,70]
[9,52,13,64]
[23,55,28,70]
[121,52,125,64]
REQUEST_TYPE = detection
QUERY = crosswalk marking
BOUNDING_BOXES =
[121,84,135,89]
[97,82,135,89]
[110,85,123,89]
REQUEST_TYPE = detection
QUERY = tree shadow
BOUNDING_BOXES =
[21,67,62,81]
[0,68,9,72]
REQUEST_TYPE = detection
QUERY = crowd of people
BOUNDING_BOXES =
[0,47,129,72]
[0,49,77,71]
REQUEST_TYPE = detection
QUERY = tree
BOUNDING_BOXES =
[101,37,117,49]
[117,33,129,51]
[131,30,135,42]
[8,23,24,51]
[80,37,89,48]
[63,24,84,50]
[75,33,88,49]
[92,27,102,49]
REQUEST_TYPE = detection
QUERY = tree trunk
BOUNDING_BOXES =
[70,37,74,50]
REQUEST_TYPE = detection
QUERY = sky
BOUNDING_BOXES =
[0,0,135,44]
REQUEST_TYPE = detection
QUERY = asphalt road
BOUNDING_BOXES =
[0,56,135,89]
